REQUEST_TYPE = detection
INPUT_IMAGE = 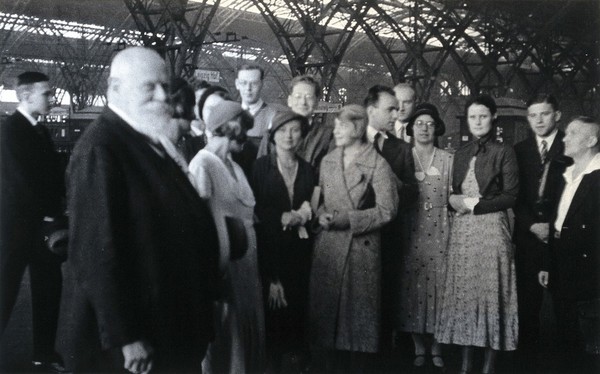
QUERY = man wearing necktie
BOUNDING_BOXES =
[513,94,569,371]
[364,85,418,352]
[57,47,220,373]
[1,71,66,371]
[235,65,284,159]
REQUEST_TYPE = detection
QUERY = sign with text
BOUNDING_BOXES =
[315,101,343,113]
[194,69,221,83]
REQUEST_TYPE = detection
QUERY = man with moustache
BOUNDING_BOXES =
[393,83,416,142]
[56,47,220,373]
[513,94,569,371]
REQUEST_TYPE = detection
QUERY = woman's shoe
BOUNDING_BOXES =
[432,355,444,368]
[413,354,426,367]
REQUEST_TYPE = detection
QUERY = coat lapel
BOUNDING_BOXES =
[563,174,594,224]
[547,131,565,161]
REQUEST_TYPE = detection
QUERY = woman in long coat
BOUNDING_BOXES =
[251,109,316,371]
[188,100,265,374]
[309,105,398,365]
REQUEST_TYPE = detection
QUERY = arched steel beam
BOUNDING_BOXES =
[123,0,220,78]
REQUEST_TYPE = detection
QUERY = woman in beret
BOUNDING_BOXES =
[251,109,315,372]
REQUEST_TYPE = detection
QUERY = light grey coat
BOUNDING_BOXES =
[309,143,399,353]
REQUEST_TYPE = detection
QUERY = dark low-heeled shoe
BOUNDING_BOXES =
[413,354,426,367]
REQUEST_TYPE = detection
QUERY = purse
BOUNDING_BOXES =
[577,298,600,355]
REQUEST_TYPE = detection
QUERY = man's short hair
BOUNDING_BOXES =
[237,64,265,80]
[289,75,321,99]
[393,82,415,95]
[363,85,395,107]
[17,71,49,87]
[572,115,600,149]
[526,93,559,111]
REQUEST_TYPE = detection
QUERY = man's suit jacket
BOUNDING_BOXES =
[545,168,600,302]
[1,111,64,252]
[57,109,220,371]
[514,132,567,259]
[376,132,418,208]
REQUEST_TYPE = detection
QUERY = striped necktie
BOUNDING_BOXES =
[540,140,548,164]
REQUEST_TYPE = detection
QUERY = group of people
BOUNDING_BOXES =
[1,45,599,374]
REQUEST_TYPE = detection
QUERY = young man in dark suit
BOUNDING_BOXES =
[56,47,220,373]
[364,85,418,354]
[513,94,568,370]
[0,71,66,371]
[539,116,600,372]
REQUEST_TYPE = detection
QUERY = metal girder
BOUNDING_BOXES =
[249,0,372,101]
[123,0,220,78]
[0,11,128,109]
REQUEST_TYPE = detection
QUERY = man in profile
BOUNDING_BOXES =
[1,71,65,371]
[539,116,600,373]
[57,47,220,373]
[364,84,418,353]
[393,83,416,142]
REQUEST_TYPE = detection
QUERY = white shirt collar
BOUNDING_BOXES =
[16,106,39,126]
[536,129,558,152]
[242,99,264,116]
[366,125,388,144]
[564,153,600,184]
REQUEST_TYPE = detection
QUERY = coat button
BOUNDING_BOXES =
[364,240,370,246]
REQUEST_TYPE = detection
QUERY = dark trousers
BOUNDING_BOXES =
[0,220,63,362]
[515,240,545,359]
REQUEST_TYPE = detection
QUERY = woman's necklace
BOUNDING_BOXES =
[413,147,436,182]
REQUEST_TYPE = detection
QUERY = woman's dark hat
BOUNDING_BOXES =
[268,109,309,143]
[407,102,446,137]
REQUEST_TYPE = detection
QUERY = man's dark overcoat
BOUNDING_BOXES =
[56,108,220,371]
[0,110,65,360]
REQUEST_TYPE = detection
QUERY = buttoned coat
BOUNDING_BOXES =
[57,109,220,371]
[309,143,398,353]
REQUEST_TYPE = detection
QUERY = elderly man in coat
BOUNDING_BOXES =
[56,47,220,373]
[309,104,398,371]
